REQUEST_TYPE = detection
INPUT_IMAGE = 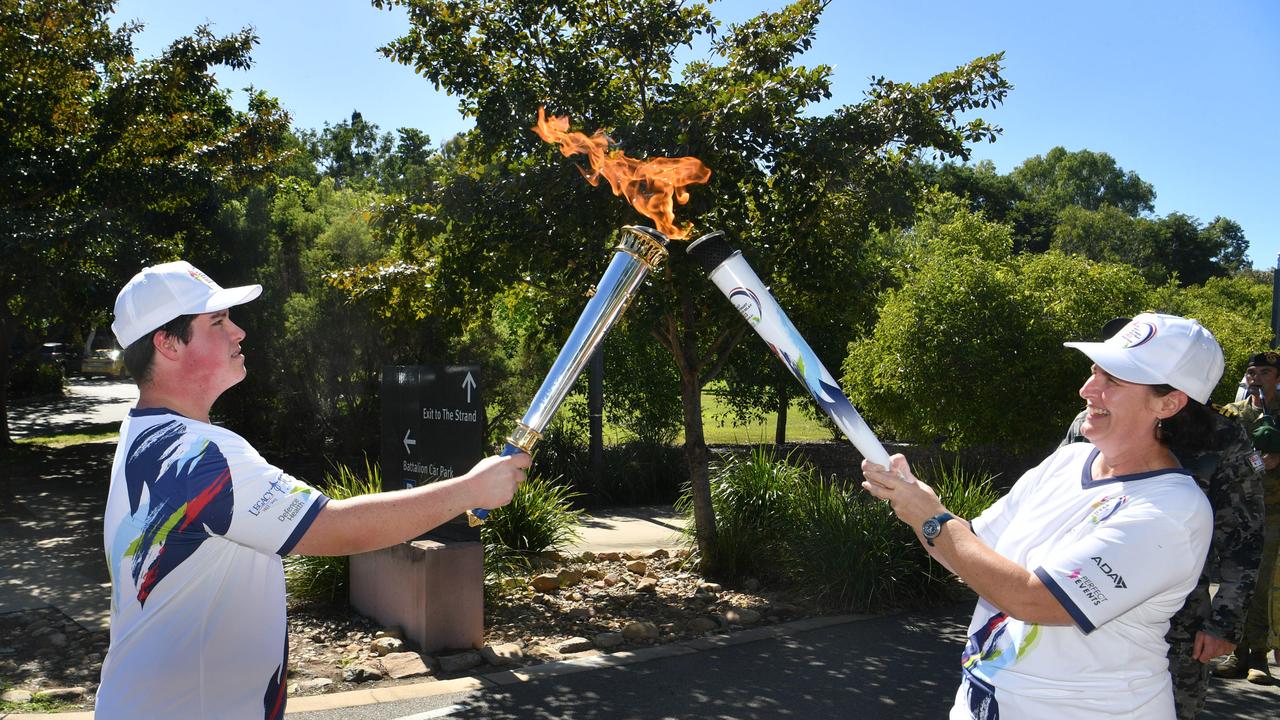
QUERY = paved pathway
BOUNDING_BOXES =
[6,377,137,439]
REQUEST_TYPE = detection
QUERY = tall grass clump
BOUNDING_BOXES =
[284,459,382,605]
[677,447,807,581]
[685,450,1004,612]
[481,472,584,580]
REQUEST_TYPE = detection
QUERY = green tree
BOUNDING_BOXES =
[844,196,1152,451]
[368,0,1009,570]
[1149,274,1273,403]
[1011,146,1155,215]
[0,0,289,446]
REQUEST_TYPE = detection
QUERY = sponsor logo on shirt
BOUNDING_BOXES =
[1091,555,1127,589]
[1068,567,1109,606]
[1085,494,1128,525]
[248,478,291,517]
[276,495,306,523]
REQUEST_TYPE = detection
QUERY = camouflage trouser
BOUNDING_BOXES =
[1167,629,1208,720]
[1167,587,1211,720]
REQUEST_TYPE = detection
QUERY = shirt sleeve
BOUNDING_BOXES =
[217,431,329,556]
[1033,502,1203,634]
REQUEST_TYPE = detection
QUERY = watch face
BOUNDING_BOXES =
[923,518,941,538]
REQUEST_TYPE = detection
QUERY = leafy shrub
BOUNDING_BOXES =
[6,356,64,400]
[284,460,383,605]
[845,197,1152,451]
[481,472,584,579]
[683,449,1002,611]
[677,447,804,581]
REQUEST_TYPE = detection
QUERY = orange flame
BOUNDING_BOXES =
[532,107,711,239]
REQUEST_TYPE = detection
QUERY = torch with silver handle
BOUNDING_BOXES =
[687,232,892,471]
[469,225,670,525]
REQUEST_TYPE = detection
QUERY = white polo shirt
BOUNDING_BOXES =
[954,442,1212,720]
[96,409,328,720]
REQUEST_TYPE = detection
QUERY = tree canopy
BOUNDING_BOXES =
[0,0,289,445]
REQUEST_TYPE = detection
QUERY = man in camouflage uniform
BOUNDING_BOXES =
[1213,351,1280,684]
[1060,322,1265,718]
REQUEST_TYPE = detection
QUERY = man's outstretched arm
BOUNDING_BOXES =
[290,453,531,556]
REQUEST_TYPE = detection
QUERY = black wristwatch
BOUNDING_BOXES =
[922,512,955,547]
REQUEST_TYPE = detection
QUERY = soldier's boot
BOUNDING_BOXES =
[1244,651,1273,685]
[1212,652,1249,679]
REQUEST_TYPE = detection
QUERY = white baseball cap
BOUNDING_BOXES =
[112,261,262,348]
[1064,312,1224,404]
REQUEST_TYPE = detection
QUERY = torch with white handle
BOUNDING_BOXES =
[687,232,892,471]
[468,225,670,525]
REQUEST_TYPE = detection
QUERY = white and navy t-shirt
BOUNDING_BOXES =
[96,408,328,720]
[954,442,1212,720]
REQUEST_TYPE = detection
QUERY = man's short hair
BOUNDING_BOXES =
[122,314,196,385]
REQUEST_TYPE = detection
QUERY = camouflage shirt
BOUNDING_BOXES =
[1061,409,1265,643]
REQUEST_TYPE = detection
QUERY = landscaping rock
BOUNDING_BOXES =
[436,650,482,674]
[480,642,524,666]
[556,636,595,653]
[622,621,659,642]
[593,632,624,649]
[381,652,431,679]
[371,636,404,656]
[342,663,384,683]
[531,574,561,593]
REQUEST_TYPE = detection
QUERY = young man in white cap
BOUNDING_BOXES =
[861,313,1222,719]
[94,261,530,720]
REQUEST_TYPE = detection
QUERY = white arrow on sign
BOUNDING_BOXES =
[462,371,476,403]
[403,428,416,455]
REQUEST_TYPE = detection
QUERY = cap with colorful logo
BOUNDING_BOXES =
[112,261,262,348]
[1064,312,1224,404]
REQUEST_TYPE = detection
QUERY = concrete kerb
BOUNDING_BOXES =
[20,614,872,719]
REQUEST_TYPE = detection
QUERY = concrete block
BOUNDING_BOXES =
[349,538,483,654]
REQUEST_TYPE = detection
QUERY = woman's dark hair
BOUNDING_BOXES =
[123,314,196,384]
[1152,383,1216,454]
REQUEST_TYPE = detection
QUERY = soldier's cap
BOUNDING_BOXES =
[1251,416,1280,454]
[1246,351,1280,370]
[1065,312,1224,405]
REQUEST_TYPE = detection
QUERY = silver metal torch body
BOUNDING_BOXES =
[469,225,669,524]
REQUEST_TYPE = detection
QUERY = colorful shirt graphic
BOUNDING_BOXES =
[951,443,1212,720]
[96,409,328,719]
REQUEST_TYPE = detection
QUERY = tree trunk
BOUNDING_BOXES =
[774,389,787,446]
[0,314,17,449]
[679,364,717,572]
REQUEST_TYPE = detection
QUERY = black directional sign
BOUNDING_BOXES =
[380,365,485,493]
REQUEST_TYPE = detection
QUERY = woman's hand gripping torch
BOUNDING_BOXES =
[468,226,670,525]
[686,232,892,471]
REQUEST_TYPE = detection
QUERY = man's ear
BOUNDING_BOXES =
[152,330,181,361]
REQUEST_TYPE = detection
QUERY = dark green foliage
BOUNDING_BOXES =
[844,193,1152,451]
[681,448,1001,611]
[283,461,384,605]
[481,472,584,579]
[0,0,290,444]
[677,447,807,581]
[527,417,686,507]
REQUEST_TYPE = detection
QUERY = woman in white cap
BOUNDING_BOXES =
[862,313,1222,719]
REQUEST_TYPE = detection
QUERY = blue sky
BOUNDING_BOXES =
[112,0,1279,267]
